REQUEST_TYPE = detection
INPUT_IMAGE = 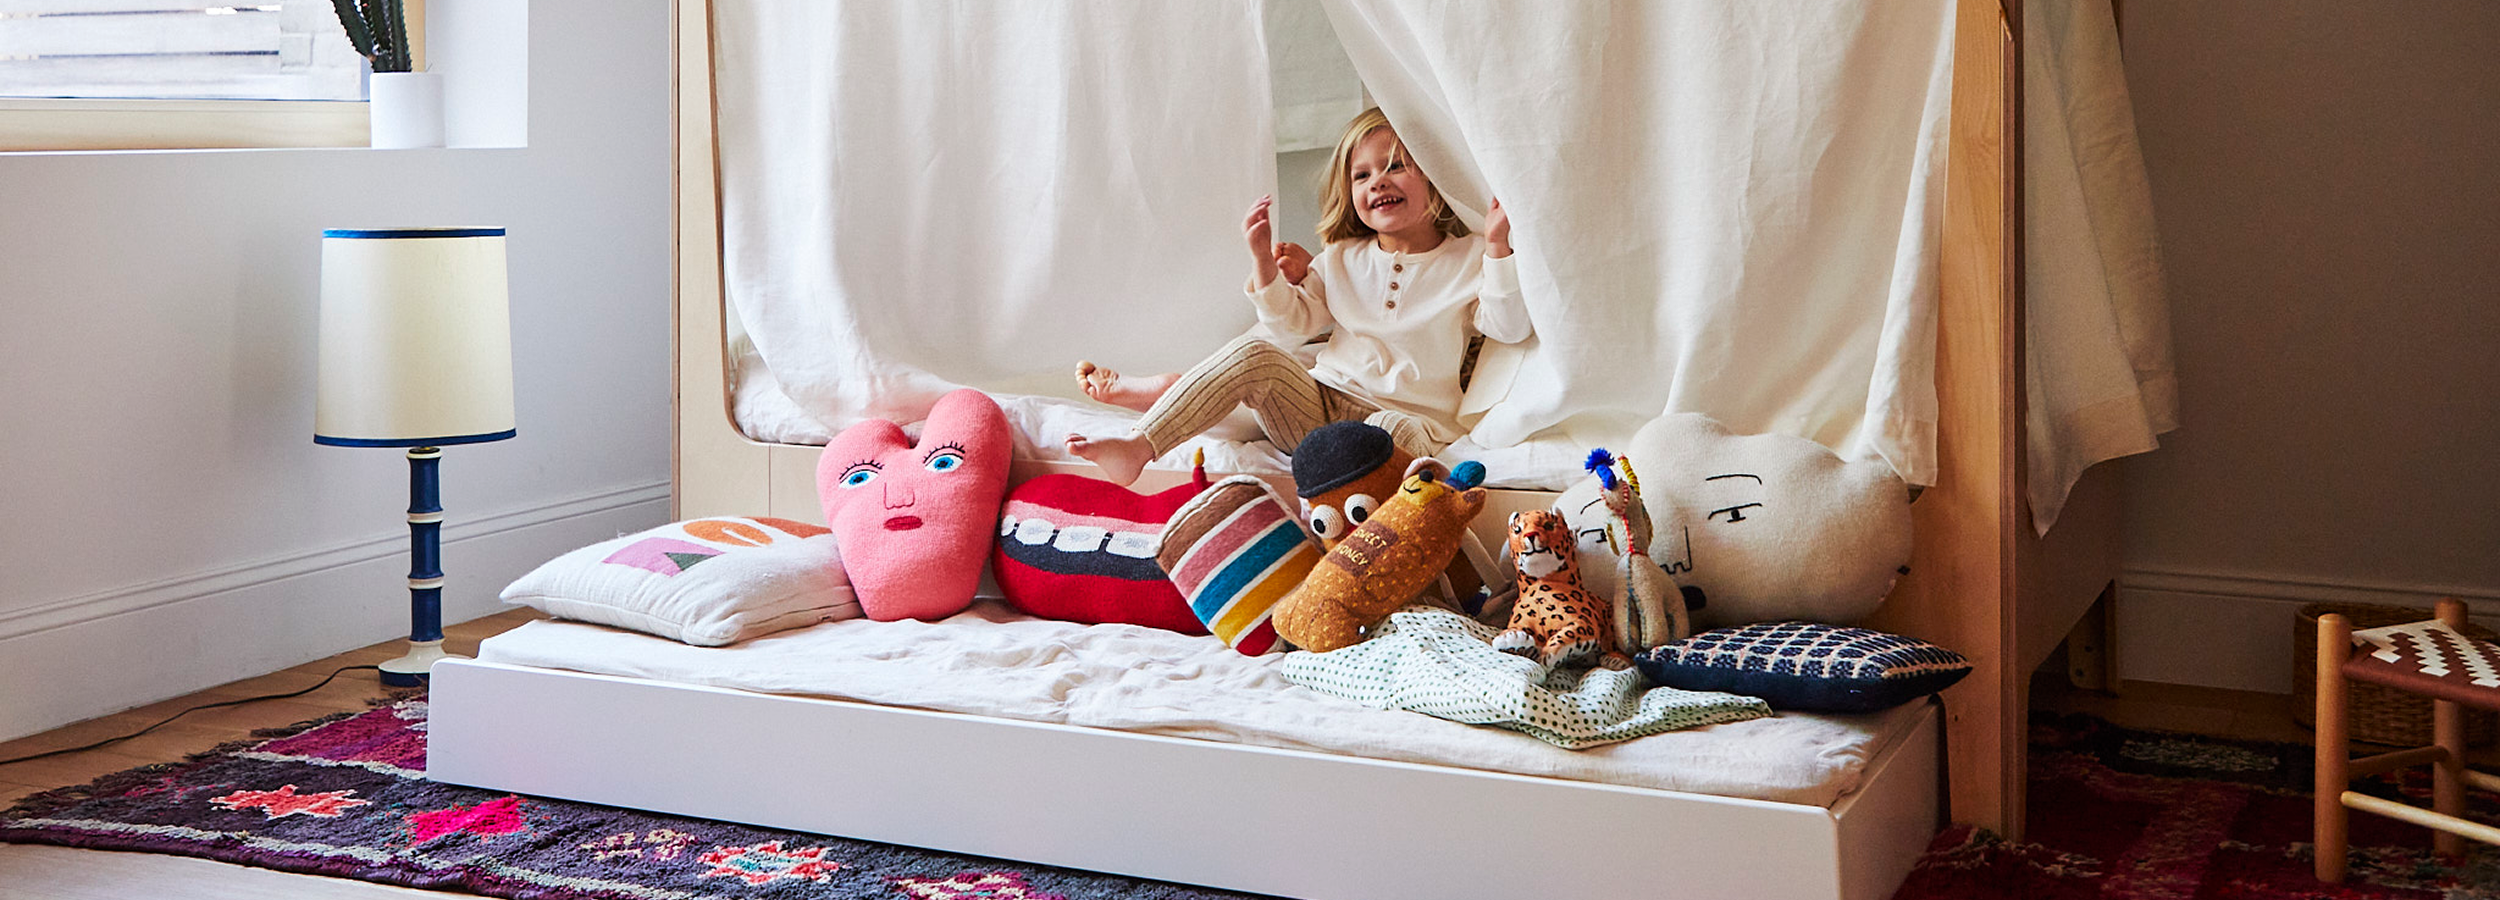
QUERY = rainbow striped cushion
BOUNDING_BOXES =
[1154,476,1319,655]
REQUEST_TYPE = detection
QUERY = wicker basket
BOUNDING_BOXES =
[2293,601,2498,746]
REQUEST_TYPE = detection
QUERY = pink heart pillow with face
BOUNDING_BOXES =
[816,389,1013,621]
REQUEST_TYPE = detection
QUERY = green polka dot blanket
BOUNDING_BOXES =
[1279,607,1770,749]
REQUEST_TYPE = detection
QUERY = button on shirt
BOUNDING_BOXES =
[1247,233,1531,444]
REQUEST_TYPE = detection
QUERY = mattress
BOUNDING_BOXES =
[478,602,1929,807]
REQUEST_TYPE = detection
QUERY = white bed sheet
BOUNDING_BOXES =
[479,603,1927,807]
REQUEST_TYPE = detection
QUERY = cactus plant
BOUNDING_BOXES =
[331,0,413,73]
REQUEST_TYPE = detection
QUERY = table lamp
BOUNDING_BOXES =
[315,227,515,686]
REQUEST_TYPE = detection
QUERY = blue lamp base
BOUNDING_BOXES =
[385,447,472,686]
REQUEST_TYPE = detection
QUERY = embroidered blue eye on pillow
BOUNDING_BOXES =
[1632,621,1970,713]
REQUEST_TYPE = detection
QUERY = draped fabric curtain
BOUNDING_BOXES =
[2024,0,2178,532]
[714,0,2171,530]
[714,0,1275,432]
[1318,1,1960,488]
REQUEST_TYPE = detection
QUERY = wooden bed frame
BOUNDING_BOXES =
[431,2,2121,898]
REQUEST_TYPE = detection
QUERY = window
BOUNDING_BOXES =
[0,0,400,151]
[1,1,369,101]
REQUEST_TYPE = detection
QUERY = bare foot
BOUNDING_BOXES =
[1065,432,1156,486]
[1074,361,1180,413]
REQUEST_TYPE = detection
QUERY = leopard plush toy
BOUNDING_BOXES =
[1492,509,1616,668]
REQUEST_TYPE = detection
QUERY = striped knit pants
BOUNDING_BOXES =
[1133,335,1444,460]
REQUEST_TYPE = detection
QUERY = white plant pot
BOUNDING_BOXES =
[369,71,447,149]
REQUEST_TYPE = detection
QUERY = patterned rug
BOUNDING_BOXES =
[10,700,2498,899]
[0,697,1270,899]
[1892,712,2500,899]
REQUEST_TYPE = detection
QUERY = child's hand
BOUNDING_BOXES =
[1274,242,1313,286]
[1486,198,1513,258]
[1244,195,1281,286]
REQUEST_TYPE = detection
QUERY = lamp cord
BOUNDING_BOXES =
[0,665,383,769]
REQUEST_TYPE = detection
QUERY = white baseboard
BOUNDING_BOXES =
[0,482,671,745]
[2117,567,2500,695]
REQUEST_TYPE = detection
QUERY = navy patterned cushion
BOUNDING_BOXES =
[1633,622,1970,713]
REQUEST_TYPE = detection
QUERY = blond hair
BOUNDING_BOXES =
[1314,107,1470,244]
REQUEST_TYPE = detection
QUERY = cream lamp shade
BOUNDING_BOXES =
[315,226,514,686]
[315,227,515,446]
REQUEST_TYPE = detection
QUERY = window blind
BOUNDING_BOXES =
[0,0,365,100]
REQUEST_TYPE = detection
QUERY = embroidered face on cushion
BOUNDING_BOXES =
[816,389,1013,622]
[1555,413,1912,628]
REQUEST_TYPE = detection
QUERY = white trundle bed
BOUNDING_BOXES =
[424,0,2150,898]
[429,614,1941,900]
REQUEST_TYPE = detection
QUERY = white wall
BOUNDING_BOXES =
[1275,147,1332,251]
[0,0,674,742]
[2112,1,2500,691]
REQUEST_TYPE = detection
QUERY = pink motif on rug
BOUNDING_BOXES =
[696,840,843,885]
[405,795,529,843]
[894,870,1068,900]
[207,784,371,819]
[251,698,428,772]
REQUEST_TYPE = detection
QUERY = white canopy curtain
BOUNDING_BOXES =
[1317,0,2172,530]
[716,0,2171,529]
[2023,0,2178,532]
[1317,0,1960,491]
[713,0,1275,432]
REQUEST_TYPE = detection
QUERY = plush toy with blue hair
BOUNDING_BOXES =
[1577,448,1688,654]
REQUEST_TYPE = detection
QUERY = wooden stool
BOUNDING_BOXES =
[2314,597,2500,882]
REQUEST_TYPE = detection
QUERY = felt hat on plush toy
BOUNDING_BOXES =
[1293,421,1400,499]
[1557,413,1912,628]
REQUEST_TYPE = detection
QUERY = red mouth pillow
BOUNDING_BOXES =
[817,389,1013,621]
[994,473,1210,634]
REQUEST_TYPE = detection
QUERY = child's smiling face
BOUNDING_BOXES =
[1347,127,1438,244]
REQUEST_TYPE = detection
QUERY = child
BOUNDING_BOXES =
[1068,107,1532,485]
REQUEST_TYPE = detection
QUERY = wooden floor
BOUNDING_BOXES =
[1,614,2476,897]
[0,608,543,900]
[2033,675,2500,771]
[2032,673,2324,746]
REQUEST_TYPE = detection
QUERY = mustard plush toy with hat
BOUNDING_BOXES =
[1291,421,1501,618]
[1270,461,1490,653]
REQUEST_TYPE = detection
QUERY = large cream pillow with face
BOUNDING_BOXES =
[1556,414,1912,628]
